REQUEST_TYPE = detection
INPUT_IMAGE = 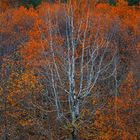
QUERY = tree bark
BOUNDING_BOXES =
[71,126,77,140]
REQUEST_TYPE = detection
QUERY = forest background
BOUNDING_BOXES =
[0,0,140,140]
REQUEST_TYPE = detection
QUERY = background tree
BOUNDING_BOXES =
[127,0,139,6]
[21,0,43,8]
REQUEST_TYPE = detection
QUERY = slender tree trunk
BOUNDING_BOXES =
[71,101,79,140]
[71,126,77,140]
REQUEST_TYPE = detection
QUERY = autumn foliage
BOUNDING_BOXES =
[0,1,140,139]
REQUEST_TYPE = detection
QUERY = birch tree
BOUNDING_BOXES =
[31,4,119,139]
